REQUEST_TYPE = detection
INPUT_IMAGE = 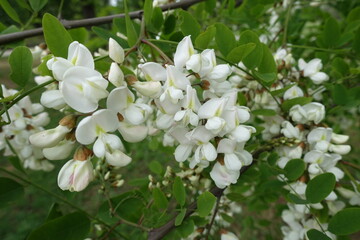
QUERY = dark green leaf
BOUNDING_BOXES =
[8,46,33,87]
[306,173,336,203]
[92,26,128,48]
[173,176,186,207]
[287,193,309,204]
[307,229,331,240]
[238,30,262,69]
[176,219,194,238]
[143,0,153,26]
[328,208,360,235]
[124,0,138,46]
[215,23,236,56]
[45,203,63,222]
[281,97,313,111]
[153,188,168,209]
[322,17,340,48]
[353,28,360,55]
[253,71,277,84]
[0,0,21,24]
[29,0,47,12]
[284,159,305,181]
[151,7,164,31]
[149,160,163,175]
[237,91,247,106]
[332,84,348,105]
[179,10,201,41]
[0,177,24,208]
[8,156,25,174]
[197,191,216,218]
[195,25,216,49]
[163,14,176,35]
[175,208,186,226]
[226,43,256,63]
[258,43,277,74]
[42,13,73,58]
[28,212,90,240]
[116,197,145,223]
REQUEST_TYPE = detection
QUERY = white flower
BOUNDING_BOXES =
[109,38,124,64]
[57,158,94,192]
[132,81,162,98]
[217,138,252,171]
[174,36,195,68]
[138,62,167,81]
[289,102,325,124]
[42,139,75,160]
[210,162,240,189]
[47,41,94,81]
[186,49,216,77]
[160,66,190,104]
[221,231,239,240]
[61,66,109,113]
[40,90,66,110]
[29,125,71,148]
[298,58,329,84]
[283,85,304,100]
[118,122,148,143]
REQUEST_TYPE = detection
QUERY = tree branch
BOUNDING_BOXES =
[0,0,204,45]
[147,148,268,240]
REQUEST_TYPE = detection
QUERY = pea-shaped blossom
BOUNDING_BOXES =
[160,65,190,104]
[217,138,253,171]
[75,109,131,167]
[61,66,109,113]
[210,162,240,189]
[298,58,329,85]
[174,35,195,68]
[289,102,325,124]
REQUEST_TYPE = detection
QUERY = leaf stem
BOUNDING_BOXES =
[141,39,174,65]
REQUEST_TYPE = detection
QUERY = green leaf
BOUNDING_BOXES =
[29,0,48,12]
[0,177,24,208]
[258,43,276,74]
[195,25,216,49]
[68,28,88,44]
[143,0,153,26]
[0,0,21,24]
[153,188,168,209]
[163,14,176,35]
[177,219,195,238]
[8,46,33,87]
[287,193,309,205]
[238,30,262,69]
[196,191,216,218]
[284,159,305,181]
[215,23,236,56]
[124,0,138,46]
[175,208,186,226]
[237,91,247,106]
[305,173,336,203]
[42,13,73,58]
[92,26,128,48]
[353,28,360,55]
[173,176,186,207]
[328,208,360,235]
[253,71,277,84]
[179,10,201,41]
[8,156,25,174]
[332,84,348,105]
[226,43,256,63]
[251,108,276,116]
[28,212,90,240]
[149,160,163,175]
[307,229,331,240]
[322,17,340,48]
[45,203,63,222]
[116,197,145,223]
[151,7,164,31]
[270,84,296,96]
[281,97,313,111]
[37,55,53,76]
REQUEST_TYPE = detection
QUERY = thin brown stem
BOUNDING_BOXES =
[141,39,174,65]
[205,194,221,240]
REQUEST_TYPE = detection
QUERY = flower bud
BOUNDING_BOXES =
[59,115,77,129]
[125,74,138,85]
[57,158,94,192]
[109,38,124,64]
[74,146,93,161]
[108,62,125,87]
[132,81,162,98]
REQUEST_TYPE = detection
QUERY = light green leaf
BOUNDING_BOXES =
[0,177,24,208]
[179,10,201,41]
[29,0,48,12]
[92,26,128,48]
[0,0,21,24]
[197,191,217,218]
[177,219,195,238]
[28,212,90,240]
[68,27,88,44]
[215,23,236,56]
[284,159,305,181]
[173,176,186,207]
[9,46,33,87]
[258,43,277,74]
[149,160,163,175]
[175,208,186,226]
[151,7,164,31]
[328,208,360,235]
[226,43,256,63]
[153,188,168,209]
[124,0,138,46]
[195,25,216,49]
[305,173,336,203]
[42,13,73,58]
[307,229,331,240]
[143,0,153,26]
[281,97,313,111]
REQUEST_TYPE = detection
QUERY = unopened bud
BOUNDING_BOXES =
[65,130,76,141]
[200,80,210,90]
[125,74,138,85]
[74,146,93,161]
[104,171,110,180]
[296,124,305,131]
[59,115,77,129]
